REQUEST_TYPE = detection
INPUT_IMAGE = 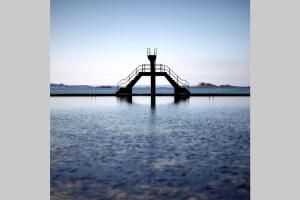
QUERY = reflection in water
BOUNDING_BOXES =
[117,96,189,107]
[208,95,214,103]
[151,96,156,109]
[117,96,132,104]
[147,106,156,185]
[174,95,189,104]
[51,97,250,200]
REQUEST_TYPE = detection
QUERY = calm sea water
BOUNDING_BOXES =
[51,97,250,200]
[50,86,250,95]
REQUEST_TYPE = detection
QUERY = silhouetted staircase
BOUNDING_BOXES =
[116,64,190,96]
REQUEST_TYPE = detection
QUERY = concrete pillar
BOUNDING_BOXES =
[150,58,156,97]
[147,48,157,98]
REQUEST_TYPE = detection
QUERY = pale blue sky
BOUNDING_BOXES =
[51,0,249,86]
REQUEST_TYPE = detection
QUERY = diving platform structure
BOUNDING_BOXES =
[116,49,190,97]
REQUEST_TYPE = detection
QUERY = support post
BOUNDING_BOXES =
[150,59,155,97]
[147,48,157,98]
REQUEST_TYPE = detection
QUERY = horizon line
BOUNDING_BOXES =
[50,82,250,88]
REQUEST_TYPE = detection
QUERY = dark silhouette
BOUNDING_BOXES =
[50,50,249,97]
[116,48,190,98]
[174,95,189,104]
[148,48,157,98]
[117,95,186,106]
[118,96,132,104]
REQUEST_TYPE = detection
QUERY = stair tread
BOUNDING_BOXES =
[118,66,189,93]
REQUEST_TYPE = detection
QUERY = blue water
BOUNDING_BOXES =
[51,97,250,200]
[50,86,250,95]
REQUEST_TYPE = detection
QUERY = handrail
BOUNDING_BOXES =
[117,64,189,89]
[147,48,157,56]
[117,64,151,88]
[157,64,189,89]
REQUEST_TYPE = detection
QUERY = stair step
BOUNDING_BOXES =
[117,65,189,95]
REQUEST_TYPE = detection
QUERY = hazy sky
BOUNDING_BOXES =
[51,0,249,86]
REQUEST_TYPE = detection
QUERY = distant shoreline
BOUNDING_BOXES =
[50,93,250,97]
[50,83,250,88]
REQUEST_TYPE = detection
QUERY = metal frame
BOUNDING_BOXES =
[147,48,157,56]
[117,64,189,89]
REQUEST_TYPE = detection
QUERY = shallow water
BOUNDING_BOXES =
[51,97,250,200]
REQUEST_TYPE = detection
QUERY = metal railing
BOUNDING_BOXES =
[117,64,189,89]
[147,48,157,56]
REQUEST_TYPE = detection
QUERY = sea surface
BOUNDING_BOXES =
[51,97,250,200]
[50,86,250,95]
